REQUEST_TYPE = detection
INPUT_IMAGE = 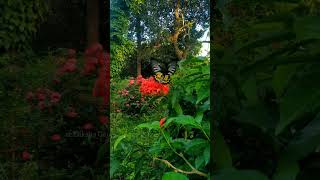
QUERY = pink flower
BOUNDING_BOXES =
[68,49,76,58]
[50,92,61,104]
[38,101,46,110]
[37,93,46,101]
[51,134,61,141]
[126,103,130,107]
[63,58,77,72]
[22,151,31,160]
[99,116,108,125]
[83,123,94,130]
[129,79,135,85]
[116,109,121,113]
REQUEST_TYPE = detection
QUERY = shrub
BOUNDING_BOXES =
[136,56,211,179]
[0,0,48,51]
[113,75,170,116]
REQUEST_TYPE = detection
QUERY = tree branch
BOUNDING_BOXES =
[154,157,208,177]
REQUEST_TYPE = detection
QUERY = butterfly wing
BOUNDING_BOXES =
[151,60,162,73]
[167,61,177,76]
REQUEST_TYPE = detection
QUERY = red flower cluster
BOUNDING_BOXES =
[56,51,78,77]
[25,88,61,110]
[84,43,110,106]
[51,134,61,141]
[83,123,94,130]
[99,116,108,125]
[22,151,31,160]
[139,76,170,96]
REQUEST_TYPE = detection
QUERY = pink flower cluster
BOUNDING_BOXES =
[56,49,78,77]
[26,88,61,110]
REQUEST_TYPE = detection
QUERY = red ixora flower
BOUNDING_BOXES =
[50,91,61,104]
[129,79,135,85]
[99,116,108,125]
[92,51,110,106]
[139,77,170,96]
[63,58,77,72]
[160,117,166,127]
[38,101,46,110]
[83,123,94,130]
[68,48,76,58]
[22,151,31,160]
[51,134,61,141]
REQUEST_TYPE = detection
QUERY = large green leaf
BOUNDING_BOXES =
[294,16,320,40]
[162,172,189,180]
[214,168,269,180]
[283,111,320,161]
[241,76,258,105]
[276,73,320,135]
[273,159,299,180]
[170,115,201,128]
[113,135,126,150]
[110,158,120,177]
[272,64,298,98]
[237,104,276,131]
[213,130,232,169]
[136,121,161,131]
[185,138,208,153]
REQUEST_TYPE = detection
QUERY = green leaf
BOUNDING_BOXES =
[196,88,209,104]
[170,115,200,128]
[272,64,298,98]
[162,172,189,180]
[273,159,299,180]
[283,111,320,161]
[195,100,210,123]
[214,168,269,180]
[241,76,258,105]
[113,135,126,150]
[185,139,208,153]
[294,16,320,40]
[276,73,320,135]
[237,104,275,131]
[110,158,120,177]
[136,121,161,131]
[203,146,210,165]
[213,130,232,169]
[195,155,205,169]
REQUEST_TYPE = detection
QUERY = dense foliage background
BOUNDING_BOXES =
[213,0,320,179]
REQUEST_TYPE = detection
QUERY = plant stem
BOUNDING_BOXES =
[160,129,208,177]
[154,157,207,177]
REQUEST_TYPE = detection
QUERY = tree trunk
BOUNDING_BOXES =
[171,0,189,60]
[136,15,142,76]
[86,0,99,46]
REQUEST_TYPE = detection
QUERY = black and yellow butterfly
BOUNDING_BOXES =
[151,60,177,84]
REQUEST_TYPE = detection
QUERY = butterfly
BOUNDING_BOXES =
[151,60,177,84]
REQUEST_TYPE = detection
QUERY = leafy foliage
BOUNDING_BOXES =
[136,56,210,179]
[214,0,320,179]
[0,0,48,51]
[110,0,136,78]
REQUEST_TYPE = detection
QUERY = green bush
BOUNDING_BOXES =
[0,0,48,51]
[213,0,320,179]
[135,56,211,179]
